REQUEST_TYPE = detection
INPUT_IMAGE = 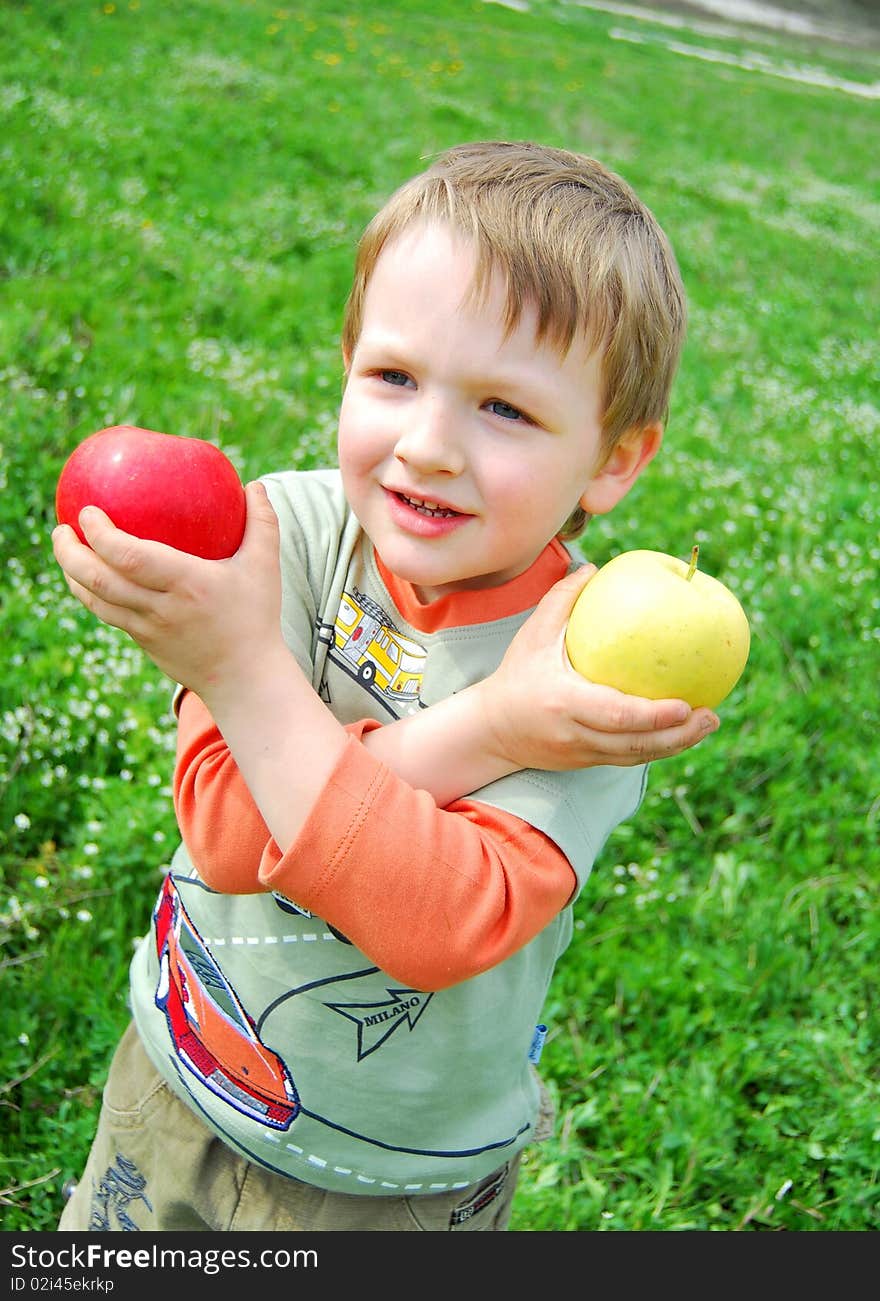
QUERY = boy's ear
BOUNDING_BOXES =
[579,421,663,516]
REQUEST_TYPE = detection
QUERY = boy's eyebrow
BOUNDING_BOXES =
[359,340,532,387]
[355,329,559,379]
[351,330,414,359]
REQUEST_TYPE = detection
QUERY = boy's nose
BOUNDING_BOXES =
[393,396,466,477]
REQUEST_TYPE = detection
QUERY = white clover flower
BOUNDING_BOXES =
[14,812,31,830]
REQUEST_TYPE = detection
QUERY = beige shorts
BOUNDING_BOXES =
[58,1021,555,1232]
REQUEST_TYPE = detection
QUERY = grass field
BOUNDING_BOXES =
[1,0,878,1233]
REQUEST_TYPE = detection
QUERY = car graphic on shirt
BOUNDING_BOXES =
[153,874,299,1130]
[317,587,426,710]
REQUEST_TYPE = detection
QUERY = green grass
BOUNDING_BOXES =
[2,0,878,1232]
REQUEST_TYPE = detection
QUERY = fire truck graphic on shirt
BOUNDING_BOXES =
[317,588,427,715]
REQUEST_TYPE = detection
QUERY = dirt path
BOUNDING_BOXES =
[629,0,880,47]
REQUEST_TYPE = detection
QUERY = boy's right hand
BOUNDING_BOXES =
[476,566,720,773]
[52,480,286,706]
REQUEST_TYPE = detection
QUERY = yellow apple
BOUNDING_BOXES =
[565,546,750,709]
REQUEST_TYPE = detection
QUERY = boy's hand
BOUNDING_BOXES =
[477,566,720,772]
[51,480,284,698]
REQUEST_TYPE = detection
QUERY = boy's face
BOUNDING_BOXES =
[338,221,649,602]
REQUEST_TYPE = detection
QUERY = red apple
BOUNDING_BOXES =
[55,425,247,560]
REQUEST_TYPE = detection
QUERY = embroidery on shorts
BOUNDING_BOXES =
[449,1164,509,1226]
[89,1153,152,1231]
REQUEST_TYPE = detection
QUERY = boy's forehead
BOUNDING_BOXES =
[364,222,495,327]
[366,223,524,338]
[365,219,600,365]
[373,219,477,284]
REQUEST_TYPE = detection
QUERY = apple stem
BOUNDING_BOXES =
[686,544,699,582]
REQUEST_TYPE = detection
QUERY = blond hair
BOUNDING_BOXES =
[341,141,687,538]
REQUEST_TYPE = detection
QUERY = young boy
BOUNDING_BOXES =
[53,141,718,1232]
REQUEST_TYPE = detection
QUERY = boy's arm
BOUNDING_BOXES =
[174,688,577,990]
[172,690,385,892]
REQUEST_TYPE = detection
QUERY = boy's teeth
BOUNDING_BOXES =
[402,494,455,517]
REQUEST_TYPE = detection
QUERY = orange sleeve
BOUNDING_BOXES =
[173,690,377,892]
[174,690,577,991]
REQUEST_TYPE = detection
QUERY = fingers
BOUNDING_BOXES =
[527,564,598,631]
[244,478,276,518]
[51,509,204,638]
[241,480,281,561]
[573,681,688,732]
[612,709,719,762]
[572,697,719,765]
[563,679,719,762]
[59,571,139,633]
[55,507,189,591]
[551,563,598,609]
[511,566,598,659]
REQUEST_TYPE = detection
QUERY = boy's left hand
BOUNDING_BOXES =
[477,565,720,772]
[51,480,284,698]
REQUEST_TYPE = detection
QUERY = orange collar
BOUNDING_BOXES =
[374,539,571,633]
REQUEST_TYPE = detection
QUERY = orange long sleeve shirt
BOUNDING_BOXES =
[173,691,577,991]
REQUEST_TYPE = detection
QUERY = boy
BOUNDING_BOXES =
[53,141,718,1232]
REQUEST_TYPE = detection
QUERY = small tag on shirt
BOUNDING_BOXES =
[528,1023,548,1064]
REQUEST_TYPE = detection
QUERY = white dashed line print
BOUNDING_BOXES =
[258,1128,472,1193]
[209,930,337,946]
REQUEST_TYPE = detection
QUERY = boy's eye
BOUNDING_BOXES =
[487,399,526,422]
[379,369,412,387]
